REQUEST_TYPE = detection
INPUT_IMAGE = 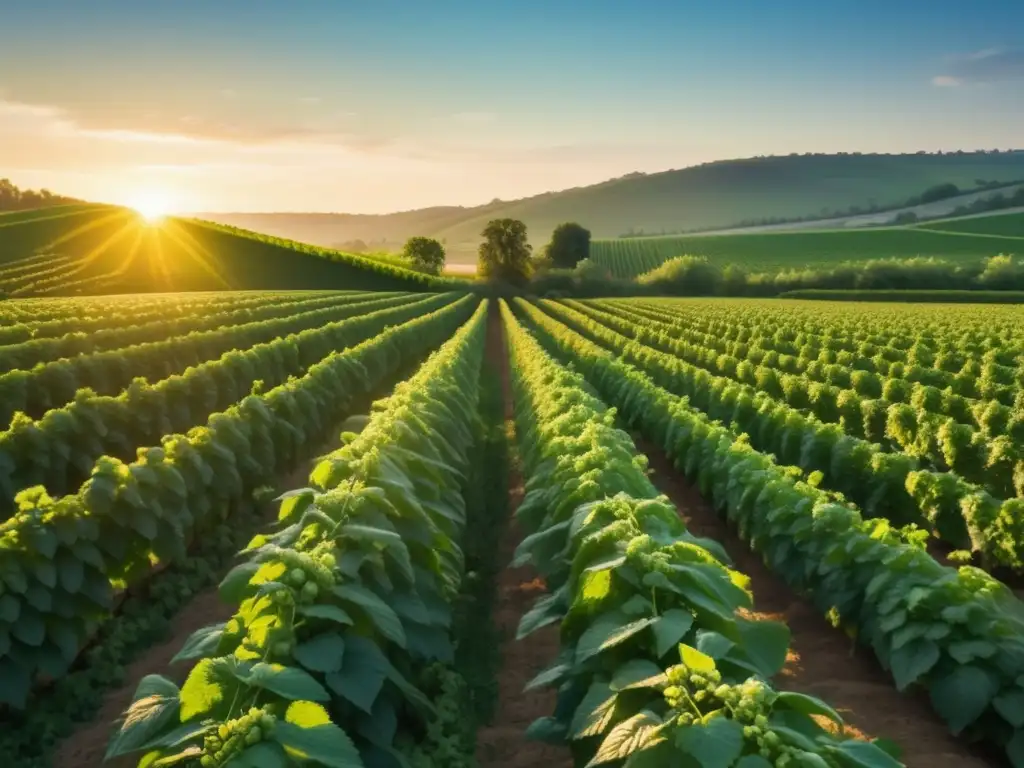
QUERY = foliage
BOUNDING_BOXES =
[105,301,488,767]
[501,301,899,767]
[636,255,723,295]
[477,218,533,285]
[780,289,1024,303]
[0,179,80,212]
[545,222,591,270]
[514,296,1024,763]
[0,297,475,708]
[402,236,446,275]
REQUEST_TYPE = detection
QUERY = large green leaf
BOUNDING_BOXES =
[179,657,241,722]
[171,623,226,664]
[293,633,346,674]
[577,613,656,663]
[105,676,182,759]
[333,584,406,648]
[652,609,695,659]
[234,662,330,702]
[326,635,389,713]
[518,592,564,639]
[774,692,842,725]
[611,659,667,691]
[525,716,568,745]
[0,658,30,708]
[825,739,904,767]
[889,638,940,692]
[219,562,260,603]
[230,741,290,768]
[679,644,717,675]
[734,619,790,679]
[586,710,664,767]
[570,682,618,739]
[298,604,354,626]
[674,716,744,768]
[929,665,999,735]
[994,691,1024,729]
[272,720,361,767]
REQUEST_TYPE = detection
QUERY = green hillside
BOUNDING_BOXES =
[590,212,1022,278]
[0,206,452,296]
[200,151,1024,263]
[918,210,1024,238]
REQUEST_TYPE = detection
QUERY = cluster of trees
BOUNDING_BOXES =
[0,179,78,212]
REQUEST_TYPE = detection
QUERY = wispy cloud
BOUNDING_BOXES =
[933,46,1024,86]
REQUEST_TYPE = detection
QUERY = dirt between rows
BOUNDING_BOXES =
[475,307,570,768]
[632,436,993,768]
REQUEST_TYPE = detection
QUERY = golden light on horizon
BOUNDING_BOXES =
[128,190,176,223]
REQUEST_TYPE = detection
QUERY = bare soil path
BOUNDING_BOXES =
[474,305,571,768]
[633,436,993,768]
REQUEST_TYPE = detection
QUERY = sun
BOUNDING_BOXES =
[129,192,175,223]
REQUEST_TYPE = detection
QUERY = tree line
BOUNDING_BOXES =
[0,179,79,212]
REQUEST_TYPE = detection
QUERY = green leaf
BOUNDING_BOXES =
[889,638,940,692]
[231,741,290,768]
[171,623,225,664]
[679,644,716,675]
[929,665,998,735]
[825,739,904,767]
[994,691,1024,728]
[150,746,202,766]
[293,633,346,674]
[219,563,259,603]
[525,661,570,692]
[586,710,664,767]
[570,682,618,740]
[577,613,656,663]
[272,720,361,768]
[333,584,406,648]
[106,675,182,759]
[235,662,330,702]
[652,609,695,659]
[179,657,239,722]
[525,716,568,745]
[774,692,842,725]
[12,608,45,646]
[735,619,790,679]
[674,717,744,768]
[1006,730,1024,768]
[298,604,353,626]
[518,593,563,639]
[611,659,667,691]
[948,640,998,664]
[734,757,772,768]
[326,634,388,713]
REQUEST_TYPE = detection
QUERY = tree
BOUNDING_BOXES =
[402,236,445,275]
[545,222,591,269]
[477,218,532,283]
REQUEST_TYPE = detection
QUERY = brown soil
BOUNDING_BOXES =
[634,436,993,768]
[54,434,349,768]
[475,304,571,768]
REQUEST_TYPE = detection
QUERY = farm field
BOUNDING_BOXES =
[0,207,452,297]
[3,290,1024,768]
[591,210,1024,278]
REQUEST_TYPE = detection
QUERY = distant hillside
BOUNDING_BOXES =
[590,208,1024,278]
[0,207,452,296]
[199,151,1024,263]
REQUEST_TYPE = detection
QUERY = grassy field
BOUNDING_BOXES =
[590,211,1023,277]
[200,151,1024,261]
[0,206,455,295]
[918,210,1024,238]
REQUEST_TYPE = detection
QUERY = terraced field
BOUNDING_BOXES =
[3,291,1024,768]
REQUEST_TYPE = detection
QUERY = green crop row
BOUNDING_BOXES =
[0,296,477,709]
[501,300,901,768]
[513,297,1024,765]
[104,300,488,767]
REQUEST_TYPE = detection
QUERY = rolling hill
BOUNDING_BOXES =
[0,206,452,296]
[589,209,1024,278]
[197,151,1024,264]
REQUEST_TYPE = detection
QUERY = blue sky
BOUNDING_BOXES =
[1,0,1022,213]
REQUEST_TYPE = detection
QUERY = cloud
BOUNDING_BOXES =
[933,47,1024,86]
